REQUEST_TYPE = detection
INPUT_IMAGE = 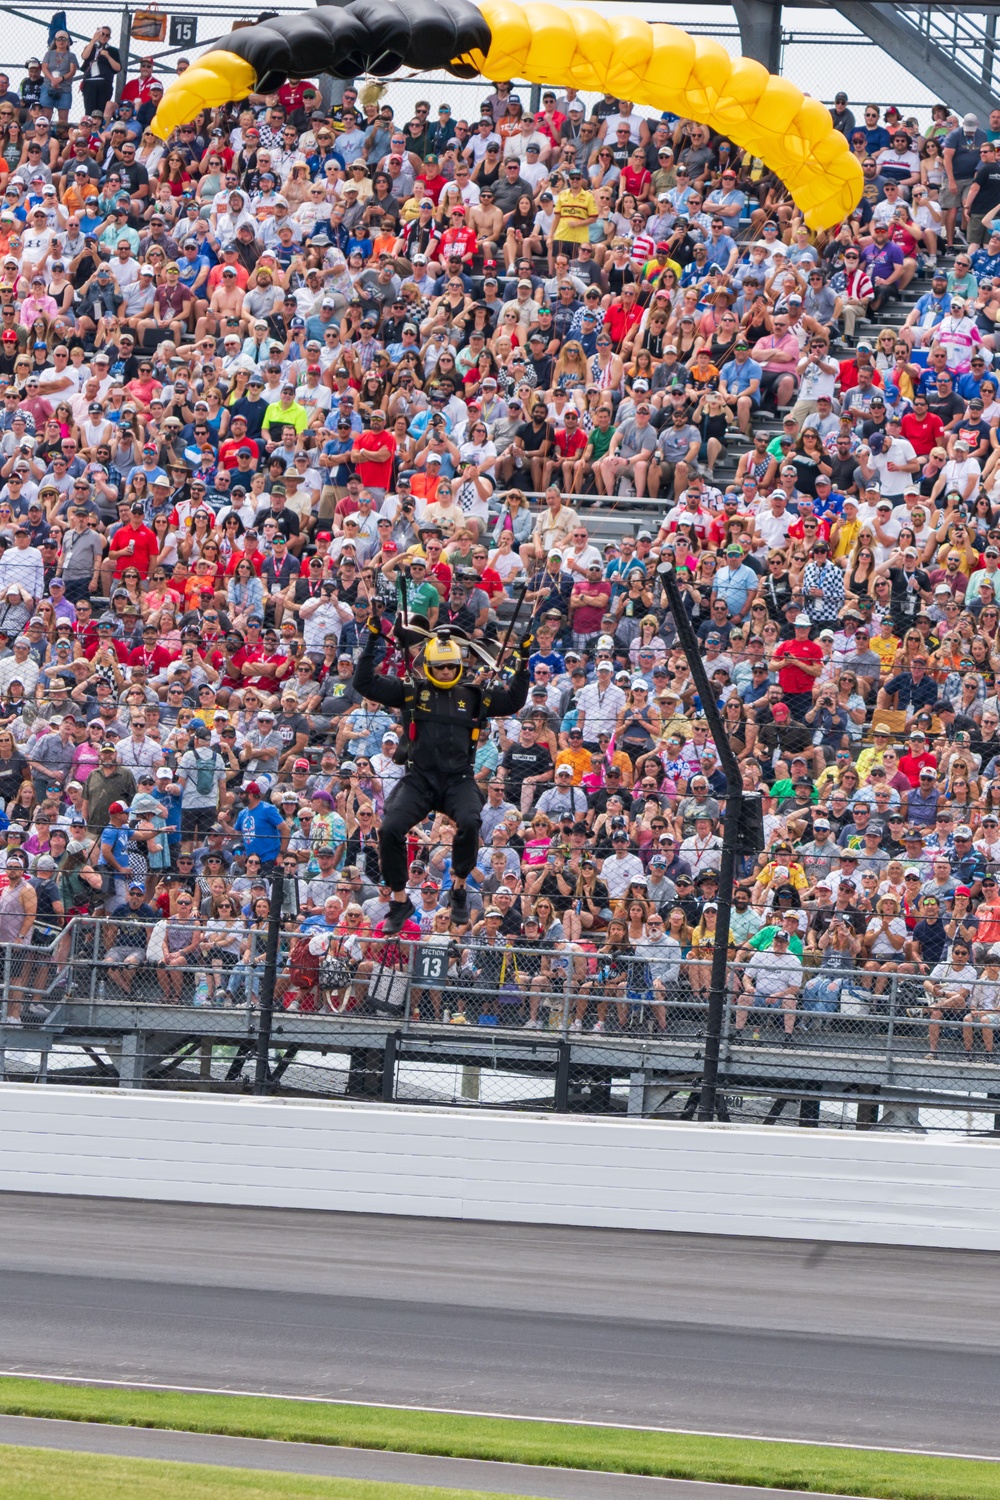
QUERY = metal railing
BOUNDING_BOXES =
[898,4,1000,95]
[5,917,1000,1133]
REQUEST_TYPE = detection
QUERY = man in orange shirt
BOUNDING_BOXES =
[207,243,249,293]
[974,874,1000,958]
[557,725,591,783]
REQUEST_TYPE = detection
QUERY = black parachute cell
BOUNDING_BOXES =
[436,0,491,77]
[226,22,294,81]
[389,0,470,70]
[335,0,415,75]
[227,0,492,89]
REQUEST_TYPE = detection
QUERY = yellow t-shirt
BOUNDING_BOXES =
[553,188,596,244]
[855,745,887,783]
[832,518,861,561]
[870,631,900,669]
[756,860,809,892]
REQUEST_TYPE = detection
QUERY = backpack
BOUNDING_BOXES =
[193,748,219,797]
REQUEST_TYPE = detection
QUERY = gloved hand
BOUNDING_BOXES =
[516,633,534,664]
[367,609,382,637]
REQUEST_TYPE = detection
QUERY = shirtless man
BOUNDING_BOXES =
[195,266,245,340]
[469,188,504,260]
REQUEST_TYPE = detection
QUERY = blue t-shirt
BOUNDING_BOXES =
[177,251,210,289]
[235,801,284,864]
[98,823,129,871]
[972,249,1000,278]
[720,356,762,395]
[528,648,564,677]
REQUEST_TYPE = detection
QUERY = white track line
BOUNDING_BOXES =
[0,1369,996,1464]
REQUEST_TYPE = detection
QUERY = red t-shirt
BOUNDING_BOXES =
[278,80,316,111]
[427,559,452,601]
[474,565,504,597]
[899,750,937,787]
[900,410,944,455]
[122,74,163,105]
[220,644,251,690]
[224,546,264,577]
[84,637,131,663]
[838,359,884,394]
[622,164,651,198]
[773,636,823,694]
[555,427,587,459]
[570,578,611,634]
[603,301,643,344]
[415,170,447,205]
[788,517,831,543]
[243,646,292,690]
[353,429,397,490]
[207,262,249,292]
[112,522,158,578]
[439,225,477,260]
[218,436,261,470]
[128,643,176,674]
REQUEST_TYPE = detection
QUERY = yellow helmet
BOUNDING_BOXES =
[423,634,463,690]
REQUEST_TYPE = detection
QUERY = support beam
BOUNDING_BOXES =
[829,2,996,122]
[733,0,782,73]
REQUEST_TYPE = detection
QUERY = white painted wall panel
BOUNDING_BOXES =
[1,1084,998,1248]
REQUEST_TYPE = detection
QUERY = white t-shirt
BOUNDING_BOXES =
[504,131,550,160]
[873,437,917,499]
[928,959,978,995]
[602,112,642,143]
[864,913,908,958]
[942,456,981,492]
[754,508,794,552]
[797,359,837,401]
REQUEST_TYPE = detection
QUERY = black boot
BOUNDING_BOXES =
[449,883,468,917]
[382,896,415,936]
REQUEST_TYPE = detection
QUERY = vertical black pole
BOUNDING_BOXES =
[658,566,745,1123]
[115,9,131,104]
[253,874,285,1095]
[699,793,742,1122]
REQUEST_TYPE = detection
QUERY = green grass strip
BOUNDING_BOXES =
[0,1377,997,1500]
[0,1445,522,1500]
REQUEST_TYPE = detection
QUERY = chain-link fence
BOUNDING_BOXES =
[3,917,999,1134]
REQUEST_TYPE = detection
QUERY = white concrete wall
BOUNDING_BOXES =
[1,1083,998,1248]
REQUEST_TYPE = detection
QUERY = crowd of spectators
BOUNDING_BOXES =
[0,49,997,1055]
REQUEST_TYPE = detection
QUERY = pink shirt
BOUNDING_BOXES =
[752,329,800,374]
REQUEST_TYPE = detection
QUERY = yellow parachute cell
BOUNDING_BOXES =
[150,53,257,141]
[474,0,860,228]
[151,0,861,228]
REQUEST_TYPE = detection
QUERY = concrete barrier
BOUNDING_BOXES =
[1,1083,998,1248]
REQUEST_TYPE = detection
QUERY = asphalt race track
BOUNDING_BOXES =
[0,1194,998,1456]
[0,1416,866,1500]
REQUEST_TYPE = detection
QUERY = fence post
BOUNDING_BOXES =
[115,7,131,103]
[885,971,898,1068]
[402,939,414,1029]
[720,968,735,1065]
[0,939,9,1025]
[554,1037,571,1112]
[381,1029,399,1102]
[253,874,287,1096]
[558,965,571,1033]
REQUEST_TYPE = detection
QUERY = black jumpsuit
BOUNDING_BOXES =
[353,634,529,892]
